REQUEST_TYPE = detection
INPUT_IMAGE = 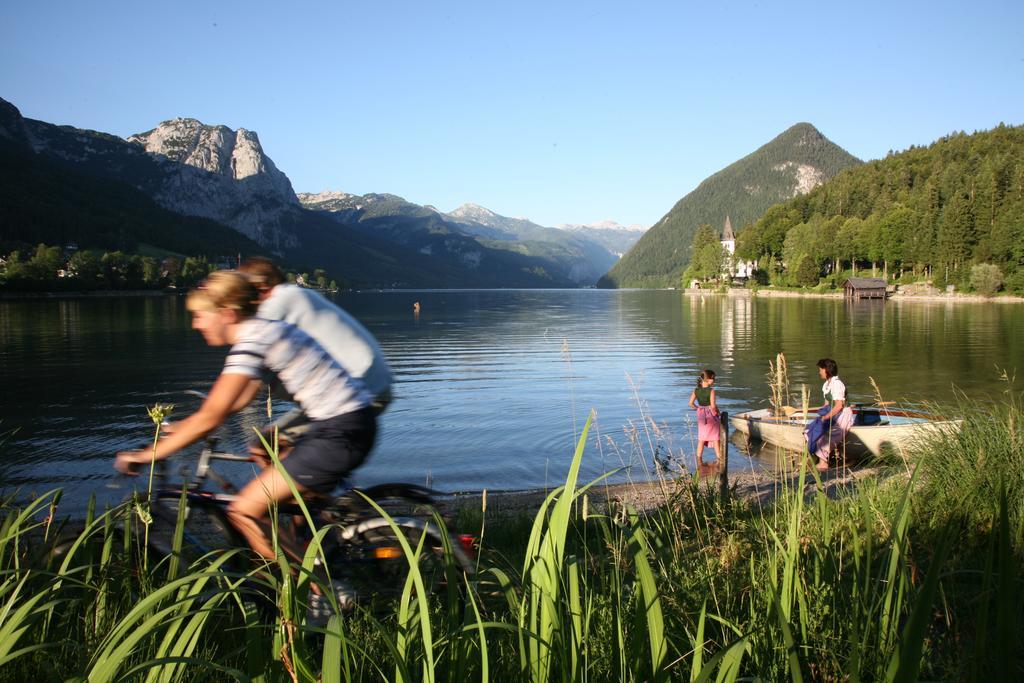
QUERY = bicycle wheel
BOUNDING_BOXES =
[47,521,145,577]
[145,492,247,571]
[319,516,471,610]
[329,483,441,520]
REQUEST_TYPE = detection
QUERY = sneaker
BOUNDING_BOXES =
[306,579,357,626]
[306,588,334,626]
[332,578,358,611]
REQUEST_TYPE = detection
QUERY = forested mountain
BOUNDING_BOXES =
[444,204,624,284]
[601,123,862,288]
[299,194,627,286]
[0,100,267,259]
[294,191,581,287]
[733,124,1024,291]
[0,96,622,288]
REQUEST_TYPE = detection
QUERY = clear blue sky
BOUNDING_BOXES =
[2,0,1022,227]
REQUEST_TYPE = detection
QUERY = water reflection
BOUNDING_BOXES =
[1,291,1021,511]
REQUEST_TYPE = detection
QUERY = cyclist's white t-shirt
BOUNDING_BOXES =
[222,318,371,421]
[257,285,392,400]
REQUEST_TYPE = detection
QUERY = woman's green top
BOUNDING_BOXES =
[694,386,712,406]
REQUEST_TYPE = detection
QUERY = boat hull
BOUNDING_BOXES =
[729,408,961,458]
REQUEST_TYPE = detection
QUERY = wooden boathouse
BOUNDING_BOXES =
[843,277,888,299]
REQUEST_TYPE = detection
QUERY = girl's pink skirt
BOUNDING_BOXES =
[696,406,720,446]
[812,407,855,460]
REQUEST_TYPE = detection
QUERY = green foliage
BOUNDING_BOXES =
[3,400,1024,680]
[915,386,1024,536]
[728,124,1024,286]
[3,244,63,282]
[937,192,975,268]
[1005,269,1024,295]
[604,123,862,287]
[792,254,822,287]
[969,263,1004,295]
[0,243,219,291]
[68,249,102,283]
[686,224,726,282]
[782,216,828,279]
[0,143,266,263]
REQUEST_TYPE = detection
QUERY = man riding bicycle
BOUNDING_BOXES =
[238,257,392,413]
[115,271,377,560]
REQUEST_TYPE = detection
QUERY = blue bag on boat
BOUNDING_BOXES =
[804,406,831,455]
[854,408,882,426]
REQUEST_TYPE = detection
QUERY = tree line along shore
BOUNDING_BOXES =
[679,125,1024,297]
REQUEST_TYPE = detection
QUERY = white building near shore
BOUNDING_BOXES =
[720,216,756,280]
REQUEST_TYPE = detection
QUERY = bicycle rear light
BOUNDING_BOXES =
[373,546,403,559]
[458,534,477,558]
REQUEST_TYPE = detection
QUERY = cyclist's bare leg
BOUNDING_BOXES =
[248,410,305,468]
[247,441,294,470]
[226,466,308,561]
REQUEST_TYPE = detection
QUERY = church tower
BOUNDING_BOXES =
[719,215,755,279]
[720,216,736,255]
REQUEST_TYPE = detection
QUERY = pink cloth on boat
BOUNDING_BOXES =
[696,406,720,446]
[811,406,854,460]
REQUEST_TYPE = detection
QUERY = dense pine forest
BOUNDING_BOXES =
[734,124,1024,293]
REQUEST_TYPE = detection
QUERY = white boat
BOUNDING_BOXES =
[729,407,961,458]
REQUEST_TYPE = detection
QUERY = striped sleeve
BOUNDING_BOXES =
[222,321,271,378]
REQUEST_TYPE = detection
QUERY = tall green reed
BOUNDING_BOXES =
[3,392,1023,681]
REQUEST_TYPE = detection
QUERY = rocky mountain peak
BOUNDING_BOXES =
[128,117,297,205]
[297,190,359,205]
[449,203,498,220]
[559,220,648,232]
[0,97,29,145]
[298,191,410,213]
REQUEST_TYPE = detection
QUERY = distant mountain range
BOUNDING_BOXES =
[294,192,646,286]
[602,123,862,288]
[1,96,868,291]
[558,221,647,257]
[0,96,645,288]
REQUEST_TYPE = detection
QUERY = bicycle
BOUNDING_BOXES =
[51,420,477,618]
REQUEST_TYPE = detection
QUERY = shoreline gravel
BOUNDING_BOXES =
[442,463,886,518]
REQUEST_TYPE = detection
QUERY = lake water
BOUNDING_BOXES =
[2,290,1022,510]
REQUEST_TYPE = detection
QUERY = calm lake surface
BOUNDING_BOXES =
[2,290,1022,509]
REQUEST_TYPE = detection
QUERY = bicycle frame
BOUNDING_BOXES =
[147,434,477,571]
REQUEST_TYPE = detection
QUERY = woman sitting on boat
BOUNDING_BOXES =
[807,358,854,471]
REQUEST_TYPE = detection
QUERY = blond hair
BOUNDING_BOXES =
[186,271,259,316]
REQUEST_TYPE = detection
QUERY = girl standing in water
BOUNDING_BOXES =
[689,369,722,464]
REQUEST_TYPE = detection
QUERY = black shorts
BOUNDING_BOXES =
[281,407,377,494]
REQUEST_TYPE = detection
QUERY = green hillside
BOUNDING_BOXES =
[733,123,1024,290]
[601,123,862,288]
[0,139,267,259]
